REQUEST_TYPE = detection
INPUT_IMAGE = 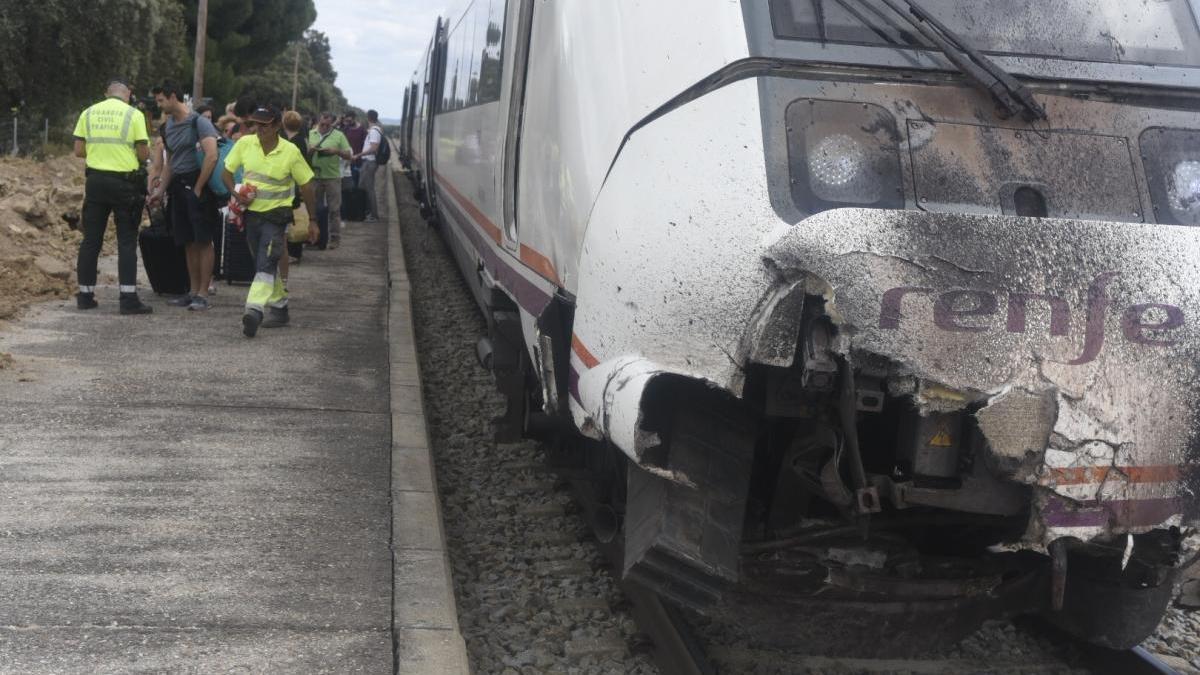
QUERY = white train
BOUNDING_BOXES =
[399,0,1200,654]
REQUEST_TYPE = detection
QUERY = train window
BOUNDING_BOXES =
[443,15,462,110]
[439,0,507,112]
[478,0,504,103]
[768,0,1200,67]
[454,4,475,109]
[468,2,488,105]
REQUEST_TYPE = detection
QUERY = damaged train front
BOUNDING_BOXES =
[567,3,1200,654]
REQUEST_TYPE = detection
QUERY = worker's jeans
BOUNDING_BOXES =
[360,159,378,219]
[313,178,342,239]
[243,210,290,313]
[77,173,142,293]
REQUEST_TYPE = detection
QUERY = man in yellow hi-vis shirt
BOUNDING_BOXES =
[222,105,318,338]
[72,78,153,314]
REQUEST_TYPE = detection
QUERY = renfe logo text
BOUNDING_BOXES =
[879,273,1184,366]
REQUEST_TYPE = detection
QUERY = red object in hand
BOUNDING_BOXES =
[227,183,257,231]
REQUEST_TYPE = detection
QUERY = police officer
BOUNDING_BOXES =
[72,78,153,314]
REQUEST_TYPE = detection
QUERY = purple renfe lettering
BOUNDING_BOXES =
[879,287,933,329]
[1122,303,1184,346]
[1067,272,1119,366]
[1007,293,1071,336]
[934,290,998,333]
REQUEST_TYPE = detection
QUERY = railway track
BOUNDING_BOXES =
[393,173,1191,675]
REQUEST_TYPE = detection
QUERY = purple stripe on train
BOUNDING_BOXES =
[1041,495,1188,528]
[436,185,555,317]
[568,363,582,405]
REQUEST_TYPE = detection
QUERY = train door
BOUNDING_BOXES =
[499,0,537,252]
[399,86,411,162]
[423,18,447,214]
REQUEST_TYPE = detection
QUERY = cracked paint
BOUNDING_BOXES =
[766,207,1200,553]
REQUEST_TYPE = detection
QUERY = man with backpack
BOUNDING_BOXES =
[149,81,221,311]
[351,109,389,223]
[307,112,353,249]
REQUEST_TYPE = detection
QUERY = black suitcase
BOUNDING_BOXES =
[340,187,368,222]
[221,216,255,285]
[138,209,189,296]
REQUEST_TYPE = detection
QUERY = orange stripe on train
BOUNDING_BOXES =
[572,334,600,370]
[1044,465,1182,486]
[433,171,562,286]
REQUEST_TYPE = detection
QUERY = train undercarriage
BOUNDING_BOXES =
[469,276,1195,656]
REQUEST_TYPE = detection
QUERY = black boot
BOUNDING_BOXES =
[262,306,290,328]
[119,293,153,315]
[242,308,263,337]
[76,292,98,310]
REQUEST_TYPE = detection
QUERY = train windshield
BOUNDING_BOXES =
[769,0,1200,67]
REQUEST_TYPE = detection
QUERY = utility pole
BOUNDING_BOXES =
[192,0,209,102]
[291,41,302,110]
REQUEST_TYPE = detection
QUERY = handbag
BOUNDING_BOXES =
[288,208,310,243]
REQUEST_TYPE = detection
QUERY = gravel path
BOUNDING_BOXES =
[394,179,1198,674]
[1144,606,1200,673]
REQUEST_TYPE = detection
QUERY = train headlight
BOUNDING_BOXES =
[809,134,867,190]
[786,99,904,213]
[1139,128,1200,226]
[1170,160,1200,223]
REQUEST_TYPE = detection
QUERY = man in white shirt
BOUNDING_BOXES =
[352,109,384,222]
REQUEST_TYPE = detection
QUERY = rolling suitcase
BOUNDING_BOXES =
[340,187,368,222]
[139,207,189,296]
[221,216,255,285]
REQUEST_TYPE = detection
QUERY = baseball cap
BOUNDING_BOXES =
[246,105,281,124]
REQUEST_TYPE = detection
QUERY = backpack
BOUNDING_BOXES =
[202,137,233,197]
[163,114,230,196]
[373,126,391,165]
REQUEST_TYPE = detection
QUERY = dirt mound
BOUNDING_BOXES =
[0,155,118,321]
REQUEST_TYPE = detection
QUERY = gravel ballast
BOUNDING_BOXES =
[398,191,656,674]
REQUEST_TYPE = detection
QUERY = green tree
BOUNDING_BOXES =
[177,0,317,105]
[0,0,186,115]
[239,30,350,115]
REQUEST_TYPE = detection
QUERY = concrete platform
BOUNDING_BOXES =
[0,167,467,673]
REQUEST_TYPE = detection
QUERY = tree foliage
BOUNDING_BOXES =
[0,0,186,114]
[240,30,350,115]
[178,0,317,105]
[0,0,344,124]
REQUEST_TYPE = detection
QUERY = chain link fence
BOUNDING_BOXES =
[0,114,76,159]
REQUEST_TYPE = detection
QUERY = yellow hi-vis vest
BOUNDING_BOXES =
[72,97,148,172]
[223,134,314,213]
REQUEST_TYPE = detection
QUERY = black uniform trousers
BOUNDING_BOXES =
[77,172,143,290]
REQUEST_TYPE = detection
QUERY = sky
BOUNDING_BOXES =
[311,0,446,120]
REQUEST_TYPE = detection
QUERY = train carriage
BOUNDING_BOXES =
[400,0,1200,653]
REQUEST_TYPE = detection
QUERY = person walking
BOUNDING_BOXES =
[221,105,319,338]
[280,110,308,272]
[339,111,366,187]
[352,110,384,222]
[307,112,352,249]
[149,81,221,311]
[72,77,153,315]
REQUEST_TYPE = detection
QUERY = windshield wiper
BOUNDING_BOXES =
[875,0,1048,122]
